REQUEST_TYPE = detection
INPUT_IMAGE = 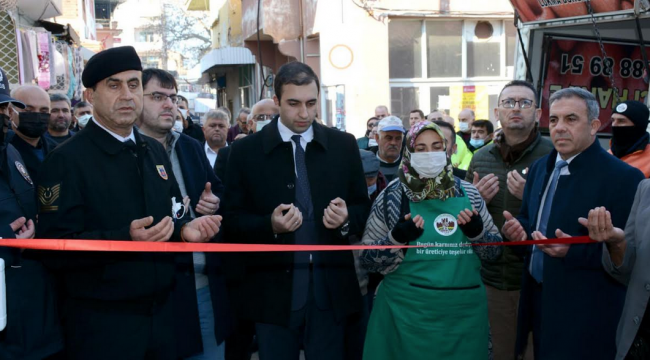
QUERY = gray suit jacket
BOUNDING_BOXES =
[604,179,650,359]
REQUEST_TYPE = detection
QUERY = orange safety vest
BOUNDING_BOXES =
[608,144,650,178]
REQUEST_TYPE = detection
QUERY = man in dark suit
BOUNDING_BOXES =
[136,68,230,359]
[502,87,645,360]
[35,46,222,360]
[203,109,229,174]
[223,62,370,360]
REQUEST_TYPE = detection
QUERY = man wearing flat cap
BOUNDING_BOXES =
[360,149,386,203]
[35,46,223,360]
[609,100,650,177]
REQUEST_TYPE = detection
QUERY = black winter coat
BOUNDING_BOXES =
[0,143,62,360]
[223,119,370,326]
[35,119,191,303]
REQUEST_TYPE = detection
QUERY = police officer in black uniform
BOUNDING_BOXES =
[0,67,63,359]
[35,47,223,360]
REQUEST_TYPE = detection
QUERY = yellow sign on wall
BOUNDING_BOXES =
[449,85,490,125]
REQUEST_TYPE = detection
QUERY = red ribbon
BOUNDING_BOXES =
[0,236,595,253]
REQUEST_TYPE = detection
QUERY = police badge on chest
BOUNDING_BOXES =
[171,197,186,220]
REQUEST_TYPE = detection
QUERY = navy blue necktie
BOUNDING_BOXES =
[530,159,568,283]
[292,135,312,213]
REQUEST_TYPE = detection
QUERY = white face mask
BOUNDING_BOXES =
[368,138,378,147]
[409,151,447,178]
[173,120,183,132]
[179,109,188,118]
[459,122,469,132]
[77,114,92,128]
[256,119,271,132]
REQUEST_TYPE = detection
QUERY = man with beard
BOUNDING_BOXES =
[203,109,229,171]
[46,93,75,144]
[466,80,553,360]
[608,100,650,177]
[135,68,227,360]
[6,85,56,184]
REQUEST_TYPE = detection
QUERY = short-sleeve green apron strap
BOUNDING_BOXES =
[363,186,489,360]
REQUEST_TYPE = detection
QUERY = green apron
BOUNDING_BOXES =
[363,189,488,360]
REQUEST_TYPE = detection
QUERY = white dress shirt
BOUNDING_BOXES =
[204,142,219,168]
[277,118,314,175]
[92,117,136,143]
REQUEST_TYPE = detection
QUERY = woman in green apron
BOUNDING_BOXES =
[361,121,502,360]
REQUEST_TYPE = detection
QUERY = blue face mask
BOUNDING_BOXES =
[368,183,378,196]
[470,138,485,148]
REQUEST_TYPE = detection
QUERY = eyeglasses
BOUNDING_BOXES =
[255,114,274,121]
[501,99,534,109]
[144,92,179,104]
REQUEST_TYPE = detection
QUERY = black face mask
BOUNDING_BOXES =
[0,113,9,146]
[15,111,49,138]
[611,126,649,159]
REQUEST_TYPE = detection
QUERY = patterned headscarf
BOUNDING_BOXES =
[398,121,456,202]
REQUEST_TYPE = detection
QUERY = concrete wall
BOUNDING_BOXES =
[316,0,390,138]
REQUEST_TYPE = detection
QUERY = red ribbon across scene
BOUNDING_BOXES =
[0,236,595,252]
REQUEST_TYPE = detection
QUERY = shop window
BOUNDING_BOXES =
[391,87,419,125]
[467,21,500,77]
[388,21,422,79]
[429,87,451,114]
[426,21,463,78]
[137,31,155,43]
[505,20,517,76]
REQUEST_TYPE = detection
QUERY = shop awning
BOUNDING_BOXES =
[18,0,62,21]
[200,47,256,74]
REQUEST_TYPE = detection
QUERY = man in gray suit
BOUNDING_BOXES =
[591,179,650,359]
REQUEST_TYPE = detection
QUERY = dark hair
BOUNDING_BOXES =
[50,93,71,106]
[274,62,320,101]
[73,101,90,110]
[433,120,456,146]
[472,119,494,134]
[498,80,538,106]
[410,109,425,119]
[367,116,379,125]
[142,68,178,91]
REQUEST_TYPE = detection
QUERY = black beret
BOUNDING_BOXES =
[82,46,143,88]
[613,100,650,129]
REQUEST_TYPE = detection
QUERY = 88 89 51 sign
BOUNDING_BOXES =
[541,37,649,134]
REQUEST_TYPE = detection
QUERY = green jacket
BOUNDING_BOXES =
[465,132,553,290]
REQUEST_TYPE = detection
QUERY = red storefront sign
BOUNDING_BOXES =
[540,37,648,133]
